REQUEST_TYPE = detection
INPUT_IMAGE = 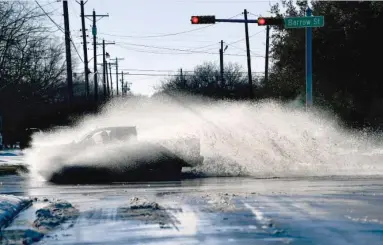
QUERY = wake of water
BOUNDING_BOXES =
[24,92,383,181]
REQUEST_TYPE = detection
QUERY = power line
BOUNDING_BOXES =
[116,43,264,57]
[118,69,265,74]
[71,42,84,63]
[35,0,84,63]
[35,0,65,33]
[227,29,265,45]
[98,13,242,39]
[119,68,264,73]
[227,43,260,56]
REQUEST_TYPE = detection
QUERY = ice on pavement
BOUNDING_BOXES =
[0,195,32,229]
[0,150,24,166]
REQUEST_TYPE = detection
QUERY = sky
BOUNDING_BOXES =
[34,0,280,96]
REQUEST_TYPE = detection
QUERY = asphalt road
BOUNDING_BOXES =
[1,174,383,244]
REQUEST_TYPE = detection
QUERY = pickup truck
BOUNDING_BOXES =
[39,126,204,184]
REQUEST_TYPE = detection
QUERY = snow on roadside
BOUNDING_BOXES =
[116,197,181,229]
[33,201,79,233]
[1,199,79,244]
[0,195,32,229]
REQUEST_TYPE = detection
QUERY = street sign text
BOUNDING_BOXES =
[284,16,324,28]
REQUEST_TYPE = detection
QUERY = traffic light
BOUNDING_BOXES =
[257,17,284,26]
[191,15,216,24]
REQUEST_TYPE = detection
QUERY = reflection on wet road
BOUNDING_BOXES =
[1,176,383,244]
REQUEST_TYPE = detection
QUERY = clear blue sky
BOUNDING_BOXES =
[37,0,279,95]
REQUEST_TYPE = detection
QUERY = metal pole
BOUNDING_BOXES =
[244,9,253,99]
[306,7,313,108]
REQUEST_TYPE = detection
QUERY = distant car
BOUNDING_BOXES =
[40,126,204,184]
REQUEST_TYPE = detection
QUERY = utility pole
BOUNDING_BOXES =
[219,40,224,87]
[265,25,270,85]
[92,10,98,102]
[180,68,185,88]
[109,62,113,96]
[84,10,109,103]
[243,9,253,99]
[97,39,114,99]
[121,72,124,95]
[111,57,124,96]
[63,0,73,107]
[102,40,106,98]
[106,61,110,96]
[115,58,119,96]
[80,0,89,98]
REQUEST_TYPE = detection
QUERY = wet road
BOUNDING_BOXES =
[1,174,383,244]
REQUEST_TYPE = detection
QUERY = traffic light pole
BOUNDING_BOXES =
[191,12,323,107]
[306,8,313,109]
[215,19,258,23]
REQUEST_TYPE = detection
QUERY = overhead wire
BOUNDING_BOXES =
[34,0,65,33]
[226,29,265,45]
[98,13,242,39]
[115,43,264,57]
[35,0,84,63]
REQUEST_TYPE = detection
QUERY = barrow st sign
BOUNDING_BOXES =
[284,16,324,28]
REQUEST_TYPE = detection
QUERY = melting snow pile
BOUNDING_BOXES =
[116,197,181,229]
[0,197,79,244]
[33,201,79,233]
[0,195,32,229]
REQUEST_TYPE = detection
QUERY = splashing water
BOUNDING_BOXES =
[24,93,383,182]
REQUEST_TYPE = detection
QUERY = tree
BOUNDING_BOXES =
[156,62,262,100]
[267,0,383,128]
[0,1,69,143]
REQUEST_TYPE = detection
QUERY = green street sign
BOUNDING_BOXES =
[284,16,324,28]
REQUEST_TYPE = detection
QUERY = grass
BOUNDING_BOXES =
[0,165,28,176]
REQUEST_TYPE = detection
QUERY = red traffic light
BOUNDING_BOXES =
[191,16,199,24]
[258,18,266,25]
[257,17,284,26]
[191,15,216,24]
